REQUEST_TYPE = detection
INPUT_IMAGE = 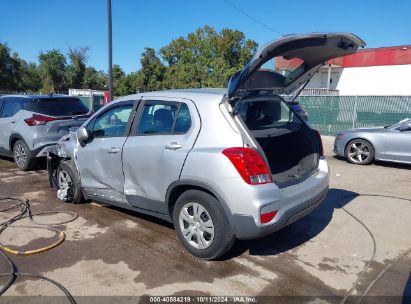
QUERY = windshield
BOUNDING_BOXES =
[24,98,90,117]
[385,118,410,129]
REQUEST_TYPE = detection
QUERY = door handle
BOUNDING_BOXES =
[108,147,120,154]
[165,142,182,150]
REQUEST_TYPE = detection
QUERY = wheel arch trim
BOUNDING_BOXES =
[165,180,234,226]
[9,133,25,150]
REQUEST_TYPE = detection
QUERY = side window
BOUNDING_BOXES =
[85,117,96,135]
[174,103,192,133]
[0,100,4,116]
[1,100,22,118]
[137,102,178,134]
[92,105,133,138]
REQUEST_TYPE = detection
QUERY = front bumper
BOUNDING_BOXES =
[333,138,346,156]
[232,186,328,240]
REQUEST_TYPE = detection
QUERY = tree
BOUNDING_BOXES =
[0,43,23,92]
[20,62,42,92]
[112,64,126,95]
[66,47,88,89]
[135,47,166,92]
[160,26,258,89]
[38,49,67,92]
[116,72,138,95]
[82,67,108,90]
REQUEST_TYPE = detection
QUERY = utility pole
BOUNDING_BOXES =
[107,0,113,102]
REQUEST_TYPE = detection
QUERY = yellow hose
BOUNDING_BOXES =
[0,231,65,255]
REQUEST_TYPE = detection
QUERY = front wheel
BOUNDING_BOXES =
[345,139,375,165]
[57,161,85,204]
[173,190,235,260]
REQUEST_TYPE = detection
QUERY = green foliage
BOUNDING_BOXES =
[135,47,166,92]
[159,26,258,89]
[82,67,108,90]
[38,49,67,92]
[20,62,42,92]
[0,43,23,92]
[66,47,88,89]
[0,26,257,96]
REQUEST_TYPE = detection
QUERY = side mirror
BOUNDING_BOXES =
[76,126,89,145]
[398,121,411,132]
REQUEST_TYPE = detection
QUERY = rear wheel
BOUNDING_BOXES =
[13,140,36,171]
[173,190,235,260]
[345,139,375,165]
[57,161,85,204]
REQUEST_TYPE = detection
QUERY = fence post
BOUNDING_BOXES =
[352,96,358,129]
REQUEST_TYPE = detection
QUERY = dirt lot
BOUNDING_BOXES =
[0,136,410,303]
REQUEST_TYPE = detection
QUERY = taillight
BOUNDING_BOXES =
[222,147,272,185]
[260,210,277,224]
[24,114,56,126]
[312,130,324,157]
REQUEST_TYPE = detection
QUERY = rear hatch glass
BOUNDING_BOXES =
[24,98,90,117]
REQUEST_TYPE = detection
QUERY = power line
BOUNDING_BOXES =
[223,0,283,35]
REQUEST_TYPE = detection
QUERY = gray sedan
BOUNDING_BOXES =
[334,118,411,165]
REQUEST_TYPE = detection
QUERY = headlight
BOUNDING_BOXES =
[56,142,67,157]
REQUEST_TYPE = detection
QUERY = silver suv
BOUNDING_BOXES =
[48,33,364,259]
[0,95,91,170]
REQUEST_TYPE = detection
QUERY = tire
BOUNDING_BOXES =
[57,161,85,204]
[13,140,36,171]
[173,190,235,260]
[345,139,375,165]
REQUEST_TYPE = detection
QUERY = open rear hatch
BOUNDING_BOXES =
[228,33,365,187]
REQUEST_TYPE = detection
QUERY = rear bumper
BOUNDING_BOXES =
[232,186,328,240]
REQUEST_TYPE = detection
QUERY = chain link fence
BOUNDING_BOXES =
[296,95,411,135]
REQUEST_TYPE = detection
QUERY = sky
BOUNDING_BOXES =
[1,0,410,73]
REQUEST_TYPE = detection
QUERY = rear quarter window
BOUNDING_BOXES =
[24,98,89,117]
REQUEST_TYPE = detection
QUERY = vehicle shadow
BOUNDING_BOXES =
[333,155,411,170]
[221,188,358,259]
[374,161,411,170]
[0,155,46,170]
[91,188,358,260]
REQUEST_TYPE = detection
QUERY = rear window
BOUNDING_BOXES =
[24,98,89,117]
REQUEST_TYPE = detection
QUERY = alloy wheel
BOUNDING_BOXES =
[14,143,27,168]
[58,169,73,192]
[347,141,371,164]
[178,202,215,249]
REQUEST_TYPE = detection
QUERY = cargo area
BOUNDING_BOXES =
[238,95,319,187]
